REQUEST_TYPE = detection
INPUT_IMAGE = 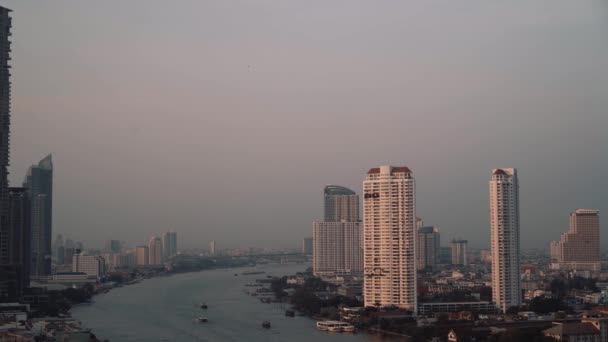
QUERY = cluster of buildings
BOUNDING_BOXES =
[310,165,602,317]
[0,6,58,302]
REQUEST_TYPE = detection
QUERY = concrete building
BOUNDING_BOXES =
[135,246,149,266]
[148,236,163,265]
[417,226,440,270]
[301,237,313,255]
[209,240,216,255]
[324,185,359,222]
[451,239,468,266]
[1,188,31,300]
[0,6,12,273]
[489,168,521,313]
[363,165,416,311]
[23,154,53,277]
[312,222,362,276]
[543,322,600,342]
[162,231,177,260]
[551,209,600,271]
[72,253,106,278]
[313,185,362,277]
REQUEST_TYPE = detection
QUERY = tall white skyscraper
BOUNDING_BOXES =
[313,185,362,276]
[489,168,521,313]
[209,240,216,255]
[363,165,416,311]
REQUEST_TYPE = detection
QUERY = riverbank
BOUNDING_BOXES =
[72,263,388,341]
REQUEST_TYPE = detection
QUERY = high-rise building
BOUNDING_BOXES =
[490,168,521,313]
[0,187,30,300]
[72,253,106,278]
[23,154,53,277]
[209,240,216,255]
[148,236,162,265]
[301,237,313,255]
[313,185,362,276]
[551,209,600,271]
[162,231,177,260]
[363,166,416,310]
[451,239,468,266]
[417,226,440,270]
[135,246,149,266]
[105,239,122,254]
[0,6,14,301]
[324,185,359,222]
[312,222,362,276]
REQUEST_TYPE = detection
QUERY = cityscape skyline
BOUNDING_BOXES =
[3,1,608,251]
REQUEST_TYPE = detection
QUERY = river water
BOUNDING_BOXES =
[72,263,399,342]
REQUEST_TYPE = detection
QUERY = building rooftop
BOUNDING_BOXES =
[544,322,599,336]
[324,185,356,196]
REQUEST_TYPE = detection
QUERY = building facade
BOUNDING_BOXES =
[162,231,177,260]
[0,6,14,300]
[209,240,216,255]
[23,154,53,277]
[551,209,600,271]
[324,185,359,222]
[451,239,468,266]
[417,226,440,270]
[135,246,149,266]
[72,253,106,278]
[313,185,362,277]
[148,236,163,265]
[312,221,362,276]
[363,166,416,310]
[489,168,521,313]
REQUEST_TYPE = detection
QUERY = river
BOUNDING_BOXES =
[71,263,400,341]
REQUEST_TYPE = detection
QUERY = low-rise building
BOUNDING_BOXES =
[543,322,600,342]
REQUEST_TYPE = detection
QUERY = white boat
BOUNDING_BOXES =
[195,316,208,323]
[316,321,355,332]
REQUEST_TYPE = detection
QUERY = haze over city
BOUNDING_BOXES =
[4,0,608,249]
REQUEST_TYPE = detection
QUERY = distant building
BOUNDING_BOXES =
[105,239,122,254]
[439,246,452,264]
[363,165,416,311]
[301,237,313,255]
[313,185,362,277]
[23,154,54,277]
[417,226,440,270]
[551,209,600,271]
[324,185,359,222]
[313,222,362,276]
[72,253,106,278]
[135,246,149,266]
[451,239,468,266]
[480,249,492,264]
[209,240,216,255]
[490,168,521,313]
[148,236,163,265]
[162,231,177,260]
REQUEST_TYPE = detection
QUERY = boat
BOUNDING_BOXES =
[316,321,355,333]
[285,310,295,317]
[195,316,208,323]
[262,321,271,329]
[242,271,265,275]
[200,303,208,309]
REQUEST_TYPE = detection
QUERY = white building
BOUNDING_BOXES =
[209,240,216,255]
[72,253,106,278]
[451,239,468,266]
[313,222,362,276]
[363,165,416,311]
[148,236,163,265]
[489,168,521,313]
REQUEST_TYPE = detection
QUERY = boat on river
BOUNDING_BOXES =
[262,321,271,329]
[316,321,355,333]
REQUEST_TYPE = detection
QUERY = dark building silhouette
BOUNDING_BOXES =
[23,154,53,277]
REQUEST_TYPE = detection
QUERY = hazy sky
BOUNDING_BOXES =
[3,1,608,250]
